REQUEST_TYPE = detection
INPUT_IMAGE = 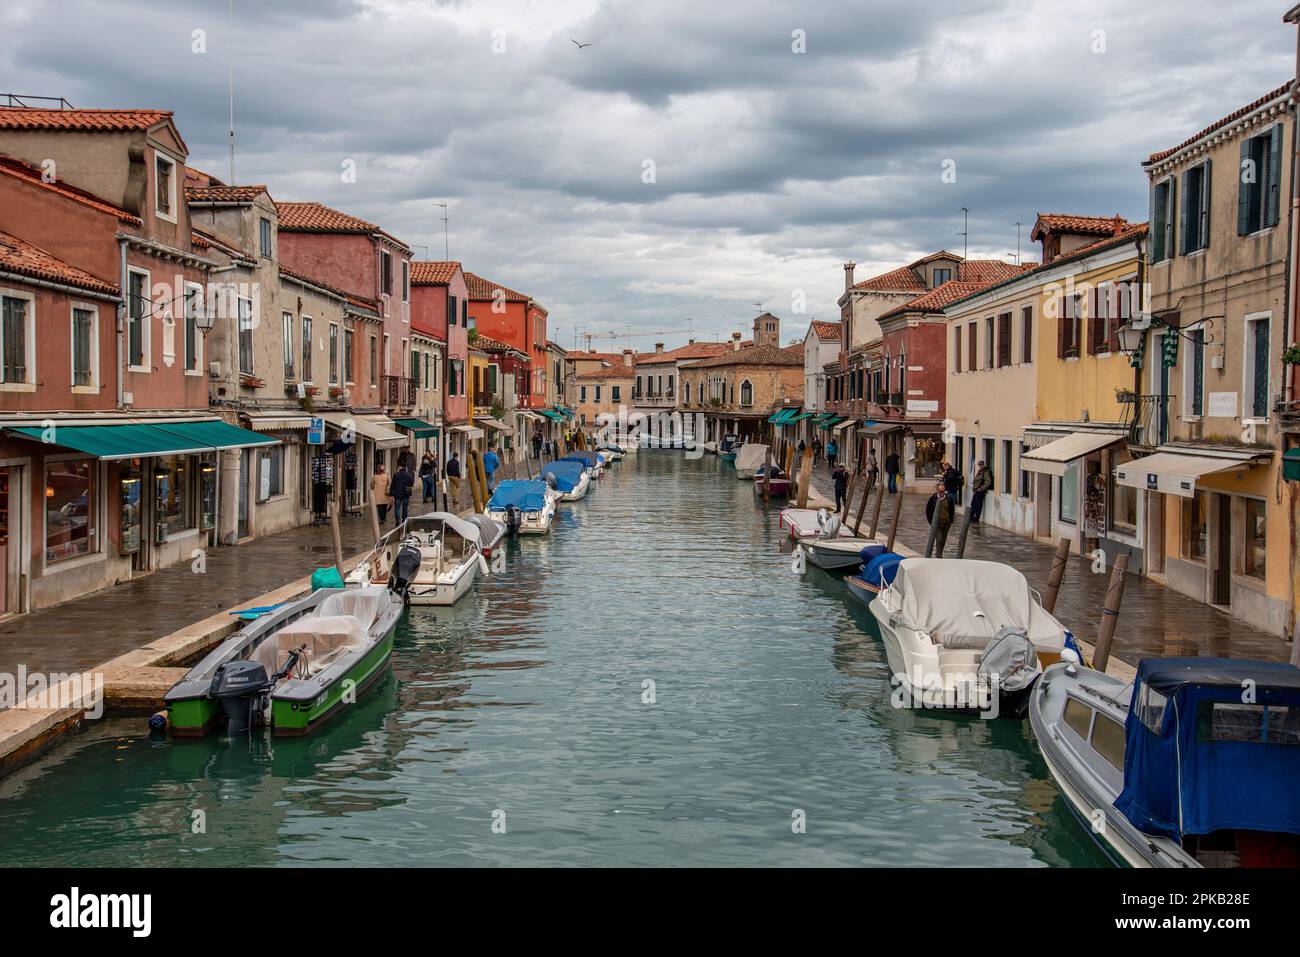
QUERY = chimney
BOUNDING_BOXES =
[731,331,742,352]
[655,342,664,354]
[844,261,856,292]
[622,348,633,364]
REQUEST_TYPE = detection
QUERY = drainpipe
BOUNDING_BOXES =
[117,237,128,409]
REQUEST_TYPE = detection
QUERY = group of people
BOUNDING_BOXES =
[369,446,504,527]
[924,458,994,555]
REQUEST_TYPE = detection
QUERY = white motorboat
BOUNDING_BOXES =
[394,511,488,605]
[779,507,855,542]
[597,445,625,462]
[733,443,769,480]
[802,522,882,571]
[486,479,559,535]
[464,513,506,558]
[541,460,590,501]
[869,558,1068,717]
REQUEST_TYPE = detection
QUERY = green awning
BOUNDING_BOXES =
[1284,447,1300,482]
[538,409,565,422]
[769,407,800,424]
[6,420,275,461]
[554,406,577,420]
[393,417,439,438]
[818,416,844,429]
[787,411,815,422]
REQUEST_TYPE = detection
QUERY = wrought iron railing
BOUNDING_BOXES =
[381,375,416,407]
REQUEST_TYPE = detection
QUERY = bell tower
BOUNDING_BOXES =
[752,312,779,349]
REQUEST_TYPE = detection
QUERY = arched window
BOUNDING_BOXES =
[740,379,753,406]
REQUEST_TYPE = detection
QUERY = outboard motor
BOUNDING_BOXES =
[504,504,523,536]
[389,541,422,599]
[819,514,842,540]
[543,472,558,490]
[209,660,271,733]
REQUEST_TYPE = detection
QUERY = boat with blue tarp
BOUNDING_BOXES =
[539,459,591,501]
[486,479,558,534]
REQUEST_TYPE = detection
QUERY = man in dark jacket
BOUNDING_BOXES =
[884,450,901,492]
[970,459,994,523]
[942,461,964,506]
[445,453,462,509]
[390,464,415,526]
[924,481,955,556]
[831,465,849,513]
[531,432,543,459]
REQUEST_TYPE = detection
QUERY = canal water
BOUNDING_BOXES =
[0,453,1110,867]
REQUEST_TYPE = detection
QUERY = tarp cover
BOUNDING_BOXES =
[734,443,769,472]
[540,460,586,492]
[859,543,889,564]
[561,452,600,469]
[891,558,1065,653]
[857,552,903,590]
[1115,657,1300,839]
[487,480,550,512]
[406,511,481,545]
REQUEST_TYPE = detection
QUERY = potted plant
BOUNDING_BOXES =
[1115,387,1136,403]
[1283,343,1300,367]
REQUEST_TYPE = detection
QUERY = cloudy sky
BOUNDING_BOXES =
[2,0,1294,350]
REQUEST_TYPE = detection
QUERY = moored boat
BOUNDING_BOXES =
[1030,656,1300,868]
[165,585,402,737]
[719,434,740,462]
[803,529,882,571]
[733,442,768,479]
[393,511,488,605]
[541,459,590,501]
[596,444,624,462]
[779,507,854,542]
[487,479,558,535]
[560,450,604,478]
[753,464,792,497]
[465,513,507,558]
[845,549,903,606]
[870,558,1068,717]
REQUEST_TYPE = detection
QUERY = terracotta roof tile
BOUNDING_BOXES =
[278,201,378,233]
[0,154,140,225]
[185,184,270,205]
[0,230,118,295]
[567,350,624,362]
[410,260,462,285]
[0,107,172,133]
[1031,213,1129,239]
[463,271,529,302]
[680,343,803,369]
[851,263,927,292]
[810,320,842,340]
[1146,80,1294,164]
[877,280,999,321]
[472,333,526,357]
[636,340,736,364]
[577,363,635,380]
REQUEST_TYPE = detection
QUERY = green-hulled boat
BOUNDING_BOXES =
[164,586,402,737]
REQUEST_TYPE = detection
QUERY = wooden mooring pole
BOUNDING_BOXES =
[923,492,944,558]
[762,448,772,500]
[885,477,904,552]
[1043,537,1071,614]
[795,448,814,509]
[867,482,886,538]
[852,473,874,535]
[1091,555,1130,673]
[953,506,974,559]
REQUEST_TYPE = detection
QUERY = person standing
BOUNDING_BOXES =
[483,446,500,491]
[924,481,955,556]
[826,436,838,470]
[884,449,901,493]
[970,459,994,524]
[419,452,436,503]
[532,432,543,460]
[867,449,880,488]
[832,464,849,513]
[390,462,414,526]
[942,461,964,507]
[370,463,391,524]
[445,452,462,509]
[812,436,823,465]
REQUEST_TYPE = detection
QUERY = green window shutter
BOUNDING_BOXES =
[1165,175,1176,261]
[1238,138,1254,236]
[1198,160,1211,250]
[1267,124,1283,227]
[1179,169,1193,255]
[1150,182,1164,261]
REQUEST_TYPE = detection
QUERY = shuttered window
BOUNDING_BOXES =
[1180,161,1211,254]
[968,322,977,371]
[953,326,962,373]
[996,312,1011,368]
[1087,287,1106,356]
[1021,305,1033,363]
[1150,178,1175,262]
[1238,125,1283,235]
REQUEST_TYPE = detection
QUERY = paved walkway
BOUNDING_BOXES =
[0,514,382,678]
[853,485,1294,665]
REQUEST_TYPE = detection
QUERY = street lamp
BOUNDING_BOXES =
[1116,322,1145,356]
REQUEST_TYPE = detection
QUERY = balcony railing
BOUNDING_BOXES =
[1119,392,1165,447]
[381,375,416,407]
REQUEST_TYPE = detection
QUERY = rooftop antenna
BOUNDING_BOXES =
[959,207,969,259]
[1014,222,1023,265]
[434,202,449,259]
[227,0,236,183]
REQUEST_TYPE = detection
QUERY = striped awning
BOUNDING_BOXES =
[5,418,276,460]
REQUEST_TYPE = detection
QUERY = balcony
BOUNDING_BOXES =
[1119,392,1165,447]
[381,375,416,407]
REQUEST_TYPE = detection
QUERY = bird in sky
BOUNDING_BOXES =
[570,38,593,49]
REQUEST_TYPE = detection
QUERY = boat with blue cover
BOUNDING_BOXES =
[540,459,591,501]
[1030,656,1300,867]
[845,547,902,606]
[486,479,558,534]
[560,450,605,478]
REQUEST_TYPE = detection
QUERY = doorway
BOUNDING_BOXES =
[238,449,251,539]
[1145,492,1165,577]
[0,466,16,616]
[1211,493,1232,606]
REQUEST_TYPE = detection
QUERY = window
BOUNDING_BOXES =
[1136,682,1168,733]
[1150,177,1175,263]
[1059,460,1079,524]
[1087,286,1107,356]
[1109,448,1138,535]
[1238,126,1283,235]
[1186,326,1205,416]
[1180,160,1210,254]
[401,261,409,302]
[382,251,392,295]
[595,385,602,402]
[967,323,977,371]
[1244,497,1266,580]
[72,305,95,387]
[1200,702,1300,745]
[1001,439,1012,494]
[127,270,148,368]
[369,334,378,382]
[462,298,468,329]
[668,374,675,396]
[382,333,390,381]
[1063,698,1094,740]
[258,446,283,502]
[155,455,192,536]
[740,379,753,406]
[282,312,295,379]
[1090,714,1126,771]
[1183,490,1207,561]
[996,312,1011,368]
[1,292,34,385]
[1020,306,1033,363]
[612,385,621,403]
[1244,314,1271,418]
[302,316,313,382]
[1019,442,1031,499]
[259,217,272,257]
[183,285,201,372]
[411,347,420,388]
[154,154,175,219]
[984,316,994,368]
[580,385,587,402]
[328,324,340,384]
[1056,293,1080,359]
[345,330,355,384]
[236,297,254,376]
[953,326,962,373]
[45,459,96,562]
[932,267,951,287]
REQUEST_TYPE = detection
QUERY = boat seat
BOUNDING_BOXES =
[251,614,369,677]
[317,587,388,631]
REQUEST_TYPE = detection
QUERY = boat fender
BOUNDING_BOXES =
[478,553,490,576]
[148,711,168,732]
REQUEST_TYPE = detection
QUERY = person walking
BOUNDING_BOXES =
[884,450,901,493]
[483,446,500,491]
[370,463,391,524]
[445,452,462,508]
[832,464,849,513]
[419,452,436,503]
[797,438,807,461]
[924,480,955,556]
[826,436,839,470]
[970,459,994,524]
[866,449,880,488]
[531,432,543,460]
[942,461,964,507]
[390,462,414,527]
[812,437,823,465]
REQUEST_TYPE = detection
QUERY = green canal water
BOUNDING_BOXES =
[0,454,1110,867]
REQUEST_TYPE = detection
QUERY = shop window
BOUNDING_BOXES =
[1183,490,1207,562]
[1019,442,1032,499]
[1001,439,1012,494]
[258,446,284,502]
[155,456,192,538]
[1109,449,1138,535]
[45,459,97,563]
[1059,461,1079,524]
[913,436,943,479]
[1243,497,1266,580]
